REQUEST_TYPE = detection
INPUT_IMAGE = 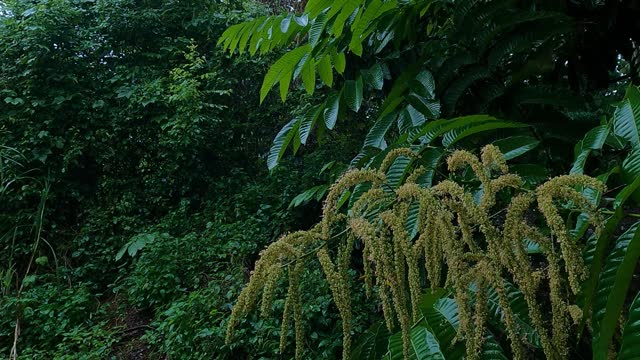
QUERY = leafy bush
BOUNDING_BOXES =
[147,264,376,360]
[0,279,117,359]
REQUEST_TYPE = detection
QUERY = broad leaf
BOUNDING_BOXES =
[345,76,364,112]
[260,45,311,103]
[613,85,640,148]
[578,176,640,339]
[570,125,609,174]
[407,94,441,119]
[333,51,347,74]
[280,15,292,33]
[387,321,445,360]
[317,54,334,87]
[299,105,322,144]
[352,322,391,360]
[491,136,540,160]
[309,13,327,47]
[420,293,466,359]
[363,63,384,90]
[408,115,495,144]
[288,184,328,209]
[267,118,300,170]
[442,121,526,148]
[618,291,640,360]
[470,281,542,348]
[364,112,397,149]
[324,92,341,130]
[301,57,316,95]
[414,148,443,188]
[592,221,640,359]
[386,155,413,189]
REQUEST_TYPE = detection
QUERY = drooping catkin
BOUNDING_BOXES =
[225,146,603,360]
[537,175,605,294]
[261,264,282,317]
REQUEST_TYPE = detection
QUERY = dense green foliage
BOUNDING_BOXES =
[219,0,640,359]
[1,0,639,359]
[0,0,362,358]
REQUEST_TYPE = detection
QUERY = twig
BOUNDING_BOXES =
[280,227,350,268]
[9,320,19,360]
[118,325,153,336]
[601,210,640,218]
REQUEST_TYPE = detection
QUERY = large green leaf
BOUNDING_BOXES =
[267,118,300,170]
[441,120,526,148]
[352,322,392,360]
[420,292,466,359]
[323,92,341,130]
[622,148,640,181]
[364,112,397,149]
[386,155,413,189]
[260,45,311,103]
[442,66,491,114]
[408,115,496,144]
[491,136,540,160]
[613,85,640,148]
[305,0,334,18]
[618,291,640,360]
[299,105,322,144]
[413,70,436,100]
[420,291,508,359]
[407,94,441,120]
[470,281,541,348]
[333,51,347,74]
[592,220,640,359]
[332,1,359,38]
[309,12,327,47]
[288,184,328,209]
[414,148,443,188]
[387,321,445,360]
[317,54,334,87]
[349,0,397,56]
[345,75,364,112]
[578,176,640,338]
[280,15,292,33]
[613,85,640,182]
[405,200,420,241]
[363,63,384,90]
[279,70,292,102]
[570,125,610,175]
[218,22,246,50]
[301,57,316,95]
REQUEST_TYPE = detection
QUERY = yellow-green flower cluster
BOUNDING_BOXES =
[225,146,603,360]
